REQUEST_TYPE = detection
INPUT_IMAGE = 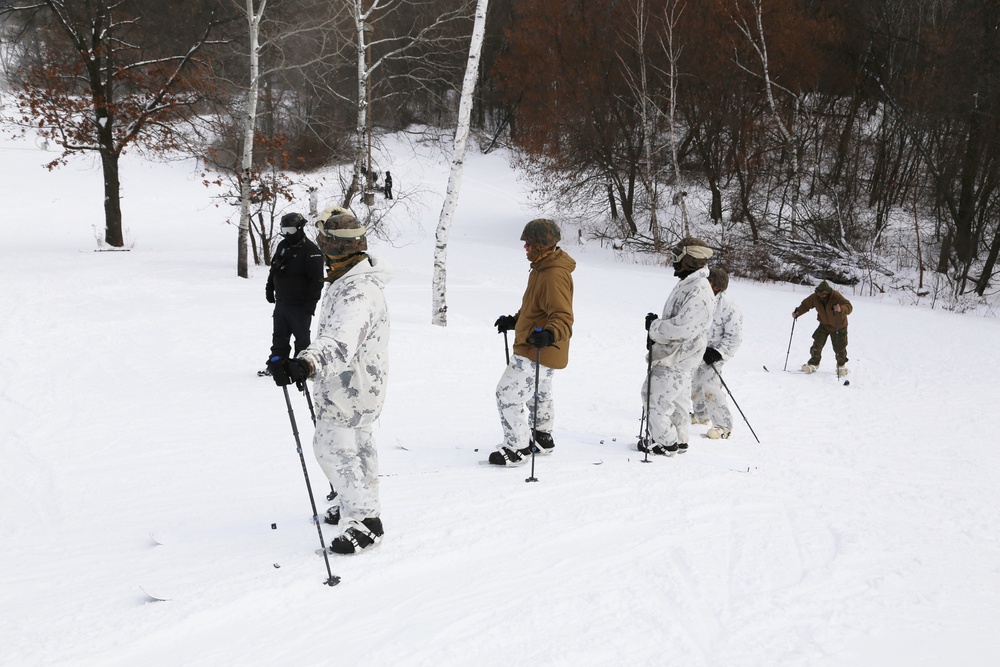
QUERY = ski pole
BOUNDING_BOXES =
[302,382,317,425]
[783,317,796,371]
[526,335,541,483]
[302,383,339,502]
[709,365,761,444]
[503,329,510,366]
[639,350,653,464]
[280,385,340,587]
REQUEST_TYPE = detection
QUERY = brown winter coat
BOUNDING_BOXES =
[795,290,852,332]
[512,247,576,369]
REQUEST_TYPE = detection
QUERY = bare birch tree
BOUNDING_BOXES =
[431,0,489,326]
[729,0,802,238]
[618,0,663,251]
[341,0,473,209]
[236,0,267,279]
[657,0,690,238]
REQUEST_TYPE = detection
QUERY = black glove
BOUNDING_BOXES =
[266,287,275,304]
[703,347,723,365]
[267,356,291,385]
[645,312,657,331]
[286,359,309,388]
[527,328,555,348]
[267,356,310,388]
[494,315,517,333]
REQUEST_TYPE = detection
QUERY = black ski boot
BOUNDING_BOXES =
[328,517,383,554]
[488,446,524,466]
[531,429,555,454]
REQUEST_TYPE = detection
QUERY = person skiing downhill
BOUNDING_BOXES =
[262,212,324,374]
[641,238,715,456]
[491,219,575,466]
[267,206,390,554]
[793,281,853,376]
[691,267,744,440]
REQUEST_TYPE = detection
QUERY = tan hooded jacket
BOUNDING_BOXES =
[512,247,576,369]
[795,286,852,332]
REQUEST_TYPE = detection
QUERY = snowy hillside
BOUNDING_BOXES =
[2,128,1000,667]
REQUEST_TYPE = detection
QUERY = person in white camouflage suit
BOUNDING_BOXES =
[640,238,715,456]
[691,267,743,439]
[267,206,389,554]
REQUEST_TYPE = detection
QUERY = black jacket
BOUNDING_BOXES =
[266,235,324,311]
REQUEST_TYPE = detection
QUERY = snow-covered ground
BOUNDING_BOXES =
[2,126,1000,667]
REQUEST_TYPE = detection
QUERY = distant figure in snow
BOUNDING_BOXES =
[490,219,575,466]
[691,268,743,440]
[641,238,715,456]
[793,281,853,376]
[267,207,390,555]
[262,212,324,375]
[383,171,393,200]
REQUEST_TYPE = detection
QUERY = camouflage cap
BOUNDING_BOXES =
[672,237,713,270]
[315,205,367,256]
[520,218,561,247]
[708,267,730,292]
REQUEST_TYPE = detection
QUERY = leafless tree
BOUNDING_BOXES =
[431,0,488,326]
[1,0,229,248]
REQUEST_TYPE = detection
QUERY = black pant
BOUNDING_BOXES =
[271,301,313,358]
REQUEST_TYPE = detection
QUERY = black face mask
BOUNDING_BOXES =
[281,227,304,243]
[673,262,695,278]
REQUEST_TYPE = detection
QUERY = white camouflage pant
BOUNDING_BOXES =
[496,354,555,451]
[692,361,733,429]
[641,365,692,446]
[312,420,380,527]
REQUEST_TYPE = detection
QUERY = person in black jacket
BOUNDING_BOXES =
[263,212,324,371]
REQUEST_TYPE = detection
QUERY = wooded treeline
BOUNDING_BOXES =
[3,0,999,297]
[479,0,1000,296]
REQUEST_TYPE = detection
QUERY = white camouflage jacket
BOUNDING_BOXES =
[297,255,390,427]
[648,266,714,372]
[706,290,744,362]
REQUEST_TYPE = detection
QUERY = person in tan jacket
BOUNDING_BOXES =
[793,281,853,376]
[490,219,575,466]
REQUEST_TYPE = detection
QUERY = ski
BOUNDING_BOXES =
[564,430,755,473]
[764,365,849,386]
[148,521,291,547]
[139,584,172,602]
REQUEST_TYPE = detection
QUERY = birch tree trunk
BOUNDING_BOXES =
[431,0,489,327]
[347,0,371,208]
[733,0,800,238]
[634,0,662,251]
[238,0,266,278]
[660,0,688,238]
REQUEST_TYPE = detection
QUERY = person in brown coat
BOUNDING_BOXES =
[490,219,575,466]
[793,281,853,376]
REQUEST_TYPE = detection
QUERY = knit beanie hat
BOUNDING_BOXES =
[815,280,832,294]
[520,218,561,247]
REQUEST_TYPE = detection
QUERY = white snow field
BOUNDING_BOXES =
[2,127,1000,667]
